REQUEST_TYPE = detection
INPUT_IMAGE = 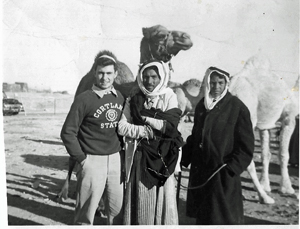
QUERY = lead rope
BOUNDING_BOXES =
[152,137,227,190]
[175,164,227,190]
[141,114,226,190]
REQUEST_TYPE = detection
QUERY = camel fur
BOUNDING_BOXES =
[229,55,298,196]
[169,79,202,122]
[140,24,193,63]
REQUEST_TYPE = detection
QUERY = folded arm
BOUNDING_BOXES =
[118,98,153,139]
[141,92,179,133]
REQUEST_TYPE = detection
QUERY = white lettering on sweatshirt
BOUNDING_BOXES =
[93,103,123,119]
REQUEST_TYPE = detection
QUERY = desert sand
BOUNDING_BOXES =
[2,111,299,226]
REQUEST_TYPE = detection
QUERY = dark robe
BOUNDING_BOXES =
[181,92,254,225]
[130,91,183,187]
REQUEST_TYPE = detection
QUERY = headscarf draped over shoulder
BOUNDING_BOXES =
[137,60,170,97]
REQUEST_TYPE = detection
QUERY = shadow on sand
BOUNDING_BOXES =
[7,192,74,225]
[21,154,69,172]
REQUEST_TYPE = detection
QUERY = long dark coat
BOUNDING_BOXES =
[181,92,254,225]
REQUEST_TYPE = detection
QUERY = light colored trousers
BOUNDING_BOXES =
[73,152,124,225]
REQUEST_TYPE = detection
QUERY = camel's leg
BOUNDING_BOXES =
[278,119,295,194]
[259,129,272,192]
[57,157,77,200]
[247,160,275,204]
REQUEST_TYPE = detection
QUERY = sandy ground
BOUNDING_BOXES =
[2,112,299,227]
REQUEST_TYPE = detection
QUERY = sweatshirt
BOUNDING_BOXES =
[60,88,124,164]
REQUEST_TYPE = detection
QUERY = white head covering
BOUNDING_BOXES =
[203,67,230,110]
[137,60,170,97]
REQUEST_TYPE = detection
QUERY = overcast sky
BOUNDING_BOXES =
[2,0,299,94]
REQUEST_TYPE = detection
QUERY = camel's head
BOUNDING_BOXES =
[242,54,271,74]
[140,25,193,63]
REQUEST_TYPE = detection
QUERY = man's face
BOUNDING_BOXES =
[94,65,117,90]
[209,74,226,99]
[142,69,161,92]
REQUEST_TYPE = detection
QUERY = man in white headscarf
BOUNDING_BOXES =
[181,66,254,225]
[118,60,183,225]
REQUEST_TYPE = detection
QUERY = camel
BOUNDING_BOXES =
[228,55,298,196]
[140,24,193,64]
[169,79,202,122]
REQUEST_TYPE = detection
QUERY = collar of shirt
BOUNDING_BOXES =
[146,94,164,102]
[92,84,118,98]
[144,95,162,109]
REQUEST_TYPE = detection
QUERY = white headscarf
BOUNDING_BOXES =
[203,67,230,110]
[137,60,170,97]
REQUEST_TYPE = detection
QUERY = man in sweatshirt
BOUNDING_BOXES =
[61,50,125,225]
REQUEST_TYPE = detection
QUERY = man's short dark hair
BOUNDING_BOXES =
[93,50,118,71]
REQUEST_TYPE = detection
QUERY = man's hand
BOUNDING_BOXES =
[80,159,86,168]
[144,125,154,139]
[141,116,147,122]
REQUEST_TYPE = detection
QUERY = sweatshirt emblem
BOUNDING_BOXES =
[106,109,118,122]
[93,103,123,118]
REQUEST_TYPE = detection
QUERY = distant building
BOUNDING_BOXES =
[2,82,28,92]
[15,82,29,92]
[3,83,8,92]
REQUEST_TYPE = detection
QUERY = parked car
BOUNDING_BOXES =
[2,91,24,115]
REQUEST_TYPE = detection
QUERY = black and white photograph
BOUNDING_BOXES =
[1,0,299,227]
